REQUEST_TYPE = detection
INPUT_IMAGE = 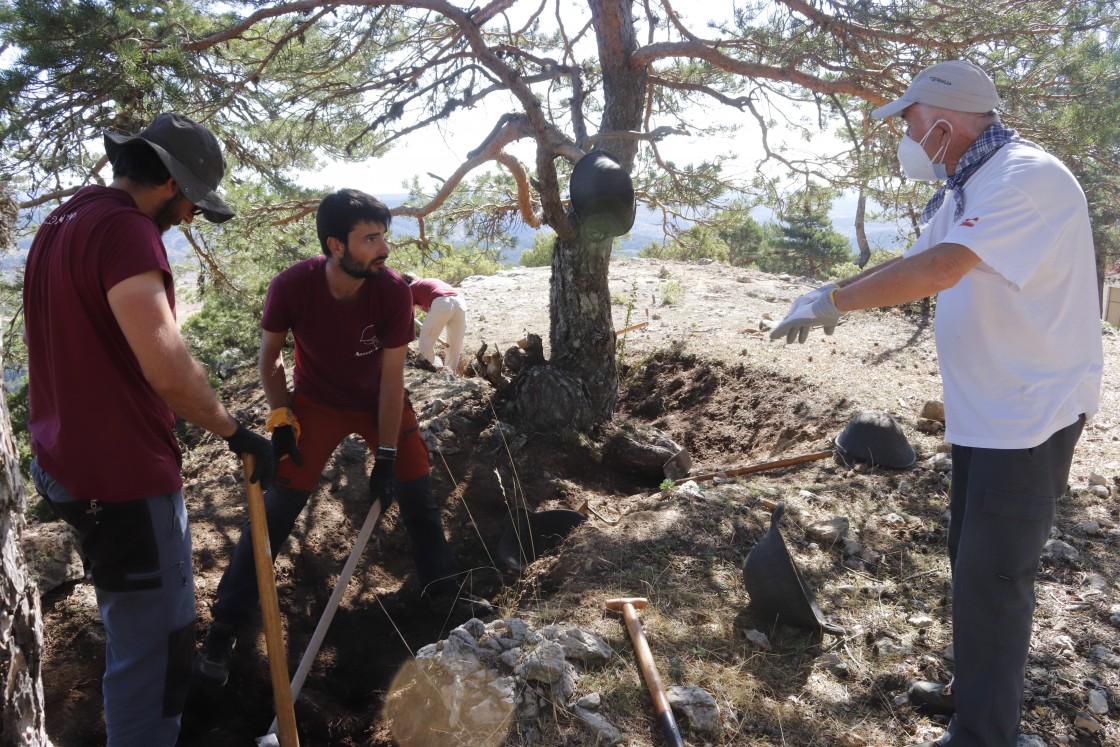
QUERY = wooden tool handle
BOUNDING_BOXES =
[620,604,686,747]
[244,457,300,747]
[675,449,834,485]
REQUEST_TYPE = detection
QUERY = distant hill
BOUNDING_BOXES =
[4,191,910,272]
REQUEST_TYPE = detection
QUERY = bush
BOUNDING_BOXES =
[520,233,555,267]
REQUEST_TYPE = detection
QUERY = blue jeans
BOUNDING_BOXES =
[210,474,458,629]
[942,416,1084,747]
[31,459,195,747]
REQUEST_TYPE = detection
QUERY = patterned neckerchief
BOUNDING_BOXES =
[920,121,1038,225]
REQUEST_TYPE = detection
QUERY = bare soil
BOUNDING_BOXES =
[36,259,1120,746]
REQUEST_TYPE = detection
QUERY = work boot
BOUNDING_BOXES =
[427,590,495,620]
[194,622,237,687]
[909,679,955,715]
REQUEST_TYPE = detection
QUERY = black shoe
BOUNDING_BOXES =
[428,591,495,619]
[909,679,955,715]
[194,622,237,687]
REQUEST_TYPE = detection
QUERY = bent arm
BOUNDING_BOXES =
[834,242,980,313]
[107,271,238,438]
[259,329,291,410]
[377,345,407,448]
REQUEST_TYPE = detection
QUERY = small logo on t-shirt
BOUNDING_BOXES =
[958,216,980,227]
[357,325,382,357]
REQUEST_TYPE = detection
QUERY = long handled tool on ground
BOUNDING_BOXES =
[243,456,300,747]
[258,497,384,746]
[605,598,686,747]
[674,449,833,485]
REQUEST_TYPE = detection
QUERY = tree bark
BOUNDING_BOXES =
[855,190,871,268]
[0,183,51,747]
[0,381,52,746]
[545,232,619,427]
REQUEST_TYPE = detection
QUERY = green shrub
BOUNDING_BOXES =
[520,233,555,267]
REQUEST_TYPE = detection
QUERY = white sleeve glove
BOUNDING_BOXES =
[770,286,842,344]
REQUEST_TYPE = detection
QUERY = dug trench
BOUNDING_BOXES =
[38,349,851,746]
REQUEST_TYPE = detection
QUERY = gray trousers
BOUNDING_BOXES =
[31,459,196,747]
[943,416,1084,747]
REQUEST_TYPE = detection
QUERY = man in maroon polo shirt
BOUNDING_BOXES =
[23,113,272,746]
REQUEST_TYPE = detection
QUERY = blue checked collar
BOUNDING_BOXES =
[920,122,1037,225]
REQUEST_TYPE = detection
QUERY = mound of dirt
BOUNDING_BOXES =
[35,259,1120,746]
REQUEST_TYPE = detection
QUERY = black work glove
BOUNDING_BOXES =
[271,424,303,473]
[368,446,397,513]
[225,421,275,490]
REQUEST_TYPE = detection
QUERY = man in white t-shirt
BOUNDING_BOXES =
[770,61,1103,747]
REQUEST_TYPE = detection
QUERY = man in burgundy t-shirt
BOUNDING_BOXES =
[23,114,271,746]
[197,190,492,686]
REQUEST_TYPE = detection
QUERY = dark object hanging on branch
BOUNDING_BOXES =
[569,151,636,241]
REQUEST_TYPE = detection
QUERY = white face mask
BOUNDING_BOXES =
[897,119,952,181]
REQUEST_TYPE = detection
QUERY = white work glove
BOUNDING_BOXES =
[788,283,835,315]
[770,286,842,344]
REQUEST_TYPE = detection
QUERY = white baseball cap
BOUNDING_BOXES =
[872,60,1001,119]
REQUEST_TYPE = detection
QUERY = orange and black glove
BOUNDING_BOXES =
[266,407,303,473]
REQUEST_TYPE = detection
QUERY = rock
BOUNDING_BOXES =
[1073,712,1102,733]
[742,629,771,650]
[1087,688,1109,715]
[920,400,946,422]
[929,453,953,472]
[675,481,703,500]
[1088,472,1109,487]
[1041,539,1080,565]
[882,512,907,528]
[575,692,601,710]
[516,640,568,684]
[935,441,952,453]
[1017,736,1046,747]
[805,516,849,545]
[1074,521,1102,535]
[909,615,934,629]
[573,706,623,745]
[1090,644,1120,668]
[1088,485,1110,499]
[20,521,85,593]
[537,625,612,666]
[873,637,910,657]
[916,417,945,434]
[666,685,721,738]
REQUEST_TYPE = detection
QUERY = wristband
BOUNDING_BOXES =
[376,445,398,460]
[266,407,301,439]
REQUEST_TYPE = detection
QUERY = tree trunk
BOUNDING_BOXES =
[854,190,871,268]
[0,380,52,746]
[547,232,619,426]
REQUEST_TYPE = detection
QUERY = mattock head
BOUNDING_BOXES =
[605,597,648,611]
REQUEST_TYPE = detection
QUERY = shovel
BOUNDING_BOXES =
[258,497,385,747]
[242,456,300,747]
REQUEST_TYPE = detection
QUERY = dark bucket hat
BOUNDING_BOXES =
[104,113,235,223]
[499,508,587,571]
[834,410,917,469]
[569,150,635,241]
[742,502,844,636]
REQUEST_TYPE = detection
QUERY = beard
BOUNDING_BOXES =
[152,195,182,233]
[340,246,383,279]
